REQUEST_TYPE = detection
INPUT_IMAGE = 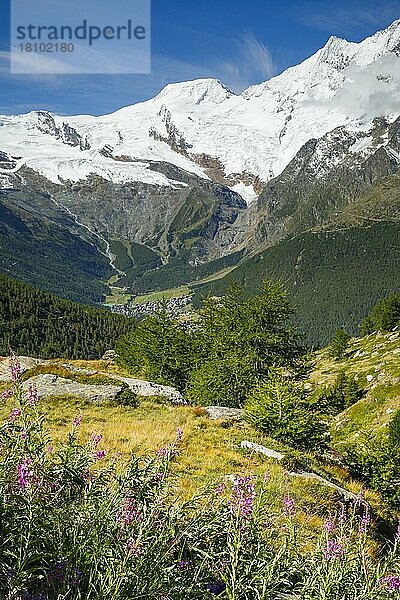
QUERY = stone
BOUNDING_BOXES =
[205,406,244,420]
[240,440,284,460]
[23,374,123,403]
[0,356,49,382]
[101,350,117,361]
[109,374,186,404]
[288,471,361,503]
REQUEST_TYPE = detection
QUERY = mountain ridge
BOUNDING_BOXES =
[0,20,399,342]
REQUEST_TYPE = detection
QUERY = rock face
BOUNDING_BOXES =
[23,374,123,403]
[101,350,117,361]
[240,440,284,460]
[205,406,244,420]
[0,356,49,382]
[20,372,186,404]
[110,374,186,404]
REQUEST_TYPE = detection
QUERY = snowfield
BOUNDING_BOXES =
[0,20,399,198]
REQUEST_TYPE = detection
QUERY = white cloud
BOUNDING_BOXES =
[219,32,276,90]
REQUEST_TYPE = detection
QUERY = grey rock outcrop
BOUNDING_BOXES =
[0,356,49,382]
[22,374,123,403]
[205,406,244,420]
[109,374,186,404]
[101,350,117,361]
[240,440,284,460]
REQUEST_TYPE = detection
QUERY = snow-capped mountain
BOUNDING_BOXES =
[1,20,399,205]
[0,20,400,312]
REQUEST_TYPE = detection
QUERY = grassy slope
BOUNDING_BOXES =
[310,330,400,449]
[2,332,399,531]
[0,359,372,542]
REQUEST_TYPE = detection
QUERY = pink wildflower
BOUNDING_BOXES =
[228,475,256,518]
[323,538,345,561]
[90,432,102,447]
[359,507,371,534]
[116,498,142,526]
[27,385,39,406]
[323,517,335,533]
[382,575,400,591]
[72,414,82,427]
[283,495,296,517]
[8,408,21,421]
[17,458,33,488]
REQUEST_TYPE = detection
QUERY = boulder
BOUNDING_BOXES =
[205,406,244,420]
[109,374,186,404]
[101,350,117,361]
[23,374,123,403]
[0,356,49,382]
[240,440,284,460]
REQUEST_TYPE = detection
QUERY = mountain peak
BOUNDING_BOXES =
[154,78,235,107]
[318,35,357,70]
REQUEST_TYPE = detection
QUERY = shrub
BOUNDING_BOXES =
[116,280,305,408]
[388,410,400,448]
[116,304,195,391]
[244,375,328,450]
[343,411,400,509]
[328,329,351,360]
[186,353,259,407]
[116,386,140,407]
[311,371,364,415]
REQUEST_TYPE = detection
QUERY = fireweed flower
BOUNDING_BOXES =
[94,449,106,460]
[228,475,256,518]
[10,359,22,383]
[338,505,347,524]
[72,414,82,427]
[90,432,102,447]
[323,538,345,561]
[355,489,365,507]
[283,495,296,517]
[176,428,183,444]
[382,575,400,591]
[17,458,33,488]
[214,481,227,495]
[27,385,39,406]
[116,498,142,525]
[8,408,21,421]
[156,446,169,458]
[71,566,82,586]
[82,469,92,483]
[1,389,13,399]
[177,558,192,570]
[323,517,336,533]
[359,507,371,533]
[51,560,67,582]
[124,540,142,556]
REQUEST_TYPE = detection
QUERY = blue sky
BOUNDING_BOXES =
[0,0,399,115]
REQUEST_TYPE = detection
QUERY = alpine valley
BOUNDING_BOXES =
[1,20,400,343]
